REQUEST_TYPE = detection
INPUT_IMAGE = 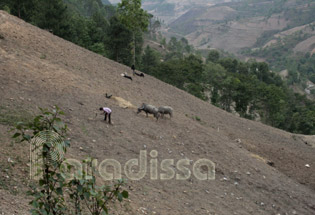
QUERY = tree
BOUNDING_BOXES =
[233,75,256,117]
[182,54,204,84]
[107,16,133,65]
[117,0,149,66]
[0,0,39,21]
[220,77,240,112]
[141,45,160,74]
[180,37,192,53]
[206,50,220,63]
[219,58,238,73]
[87,13,108,55]
[186,83,206,100]
[147,14,161,40]
[160,37,166,47]
[258,84,288,127]
[34,0,72,38]
[68,14,91,48]
[204,62,226,106]
[152,20,161,33]
[168,37,180,53]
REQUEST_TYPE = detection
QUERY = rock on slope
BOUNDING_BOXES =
[0,11,315,215]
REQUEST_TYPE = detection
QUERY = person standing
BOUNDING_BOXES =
[99,107,112,124]
[131,64,135,76]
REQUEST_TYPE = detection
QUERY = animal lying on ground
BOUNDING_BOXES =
[121,73,132,81]
[158,106,173,118]
[137,103,160,120]
[105,93,112,99]
[134,71,144,77]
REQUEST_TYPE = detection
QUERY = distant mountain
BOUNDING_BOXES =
[107,0,120,4]
[141,0,236,24]
[164,0,315,98]
[168,0,315,54]
[101,0,111,5]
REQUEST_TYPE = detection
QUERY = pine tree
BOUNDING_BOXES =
[34,0,71,38]
[107,16,133,65]
[117,0,149,66]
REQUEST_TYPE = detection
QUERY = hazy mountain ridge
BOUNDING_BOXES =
[141,0,235,24]
[168,0,315,54]
[101,0,111,4]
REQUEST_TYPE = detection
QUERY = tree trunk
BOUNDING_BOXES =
[133,31,136,67]
[116,47,118,62]
[18,0,21,18]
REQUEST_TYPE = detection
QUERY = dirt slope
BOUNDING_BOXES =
[0,11,315,215]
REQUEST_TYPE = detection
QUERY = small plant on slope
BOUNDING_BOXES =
[11,106,128,215]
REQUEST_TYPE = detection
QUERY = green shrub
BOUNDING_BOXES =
[12,106,129,215]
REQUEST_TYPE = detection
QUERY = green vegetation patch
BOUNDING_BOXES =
[0,105,33,126]
[40,53,46,59]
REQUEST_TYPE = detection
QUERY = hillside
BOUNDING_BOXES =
[168,0,315,54]
[65,0,113,17]
[141,0,232,24]
[164,0,315,98]
[1,10,315,215]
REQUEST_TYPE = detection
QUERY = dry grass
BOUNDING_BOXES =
[112,96,136,109]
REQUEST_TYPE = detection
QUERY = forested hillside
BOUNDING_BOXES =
[141,43,315,135]
[65,0,112,16]
[1,0,314,135]
[0,0,146,65]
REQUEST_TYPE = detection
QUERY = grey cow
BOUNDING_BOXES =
[137,103,160,120]
[158,106,173,118]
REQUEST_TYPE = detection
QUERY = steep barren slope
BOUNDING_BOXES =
[0,11,315,215]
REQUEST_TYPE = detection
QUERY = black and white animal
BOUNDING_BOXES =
[137,103,160,120]
[134,71,144,77]
[121,73,132,81]
[105,93,112,99]
[158,106,173,118]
